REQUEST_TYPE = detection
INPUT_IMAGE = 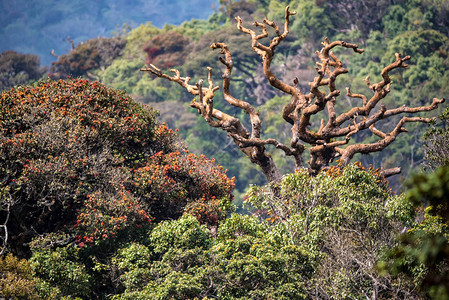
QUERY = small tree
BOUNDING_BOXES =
[0,51,46,91]
[246,164,419,299]
[50,37,126,80]
[142,6,444,185]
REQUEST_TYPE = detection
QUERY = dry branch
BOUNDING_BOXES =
[141,6,444,183]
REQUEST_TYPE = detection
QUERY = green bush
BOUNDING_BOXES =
[0,253,39,299]
[113,214,312,299]
[30,246,91,298]
[381,166,449,299]
[246,164,418,298]
[150,215,211,256]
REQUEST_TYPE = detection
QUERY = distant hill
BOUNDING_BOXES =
[0,0,218,66]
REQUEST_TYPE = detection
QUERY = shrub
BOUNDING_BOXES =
[0,78,234,256]
[0,253,39,299]
[50,37,126,79]
[246,164,418,298]
[0,50,46,91]
[30,246,91,298]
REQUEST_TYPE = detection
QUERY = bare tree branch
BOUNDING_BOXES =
[142,6,445,183]
[0,194,12,255]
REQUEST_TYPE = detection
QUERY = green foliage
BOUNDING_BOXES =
[216,213,267,240]
[174,19,222,41]
[289,0,333,45]
[382,29,448,87]
[112,214,312,299]
[382,5,410,37]
[210,236,311,298]
[246,164,418,298]
[139,271,204,300]
[380,166,449,299]
[99,58,182,103]
[114,243,152,271]
[99,58,144,94]
[383,0,449,36]
[30,246,91,298]
[0,253,39,299]
[407,166,449,221]
[424,107,449,169]
[111,216,213,299]
[150,215,211,255]
[112,243,153,293]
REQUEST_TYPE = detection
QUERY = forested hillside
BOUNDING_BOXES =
[1,0,449,299]
[25,0,447,198]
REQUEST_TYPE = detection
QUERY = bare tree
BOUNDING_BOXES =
[142,6,444,186]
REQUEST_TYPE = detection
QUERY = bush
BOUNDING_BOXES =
[382,166,449,299]
[50,37,126,79]
[30,246,91,298]
[149,215,211,256]
[246,164,418,298]
[0,253,39,299]
[113,214,312,299]
[0,50,46,91]
[0,78,234,256]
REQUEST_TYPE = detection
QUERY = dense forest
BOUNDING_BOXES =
[1,0,449,299]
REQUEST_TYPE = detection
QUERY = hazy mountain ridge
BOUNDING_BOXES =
[1,0,219,66]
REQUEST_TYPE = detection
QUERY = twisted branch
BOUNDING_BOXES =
[142,6,445,181]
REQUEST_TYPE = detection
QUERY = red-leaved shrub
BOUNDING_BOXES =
[0,78,233,255]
